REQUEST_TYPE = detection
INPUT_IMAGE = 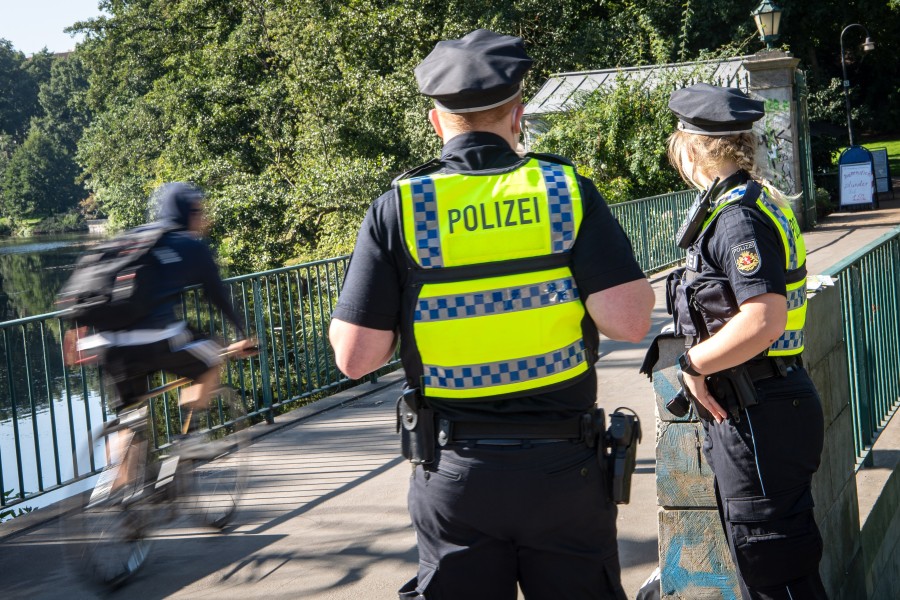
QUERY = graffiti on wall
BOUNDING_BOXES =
[755,98,795,193]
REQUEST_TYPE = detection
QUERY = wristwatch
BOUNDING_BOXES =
[678,352,702,377]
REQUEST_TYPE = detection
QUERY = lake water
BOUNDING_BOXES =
[0,234,108,516]
[0,233,104,320]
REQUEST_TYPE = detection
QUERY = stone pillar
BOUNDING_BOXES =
[742,51,805,225]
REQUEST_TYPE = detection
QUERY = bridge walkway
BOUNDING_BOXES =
[1,198,898,599]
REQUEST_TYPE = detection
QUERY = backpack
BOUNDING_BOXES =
[57,224,175,331]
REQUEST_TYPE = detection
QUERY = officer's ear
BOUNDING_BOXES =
[428,108,444,140]
[511,103,525,135]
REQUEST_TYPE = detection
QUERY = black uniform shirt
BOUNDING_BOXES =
[133,230,244,335]
[691,181,788,309]
[333,131,645,423]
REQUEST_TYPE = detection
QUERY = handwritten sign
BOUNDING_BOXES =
[871,148,891,194]
[839,162,874,207]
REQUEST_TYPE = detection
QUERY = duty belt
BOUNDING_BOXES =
[436,415,590,447]
[744,355,801,382]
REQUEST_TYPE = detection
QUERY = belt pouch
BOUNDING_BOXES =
[397,393,435,465]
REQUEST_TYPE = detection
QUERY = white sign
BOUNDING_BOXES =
[839,162,874,207]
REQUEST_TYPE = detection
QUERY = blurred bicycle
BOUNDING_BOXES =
[63,348,255,588]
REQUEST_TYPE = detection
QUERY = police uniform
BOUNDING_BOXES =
[666,85,827,600]
[333,30,644,600]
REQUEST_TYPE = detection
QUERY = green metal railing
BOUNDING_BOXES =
[609,189,694,274]
[1,190,693,511]
[823,226,900,466]
[0,255,401,509]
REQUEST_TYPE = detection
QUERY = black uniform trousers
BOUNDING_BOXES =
[702,366,828,600]
[399,440,627,600]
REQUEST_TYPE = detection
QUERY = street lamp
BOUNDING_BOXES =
[751,1,783,49]
[840,24,875,146]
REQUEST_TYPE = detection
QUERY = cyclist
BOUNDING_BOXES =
[79,182,257,421]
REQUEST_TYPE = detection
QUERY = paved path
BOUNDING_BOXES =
[1,199,898,599]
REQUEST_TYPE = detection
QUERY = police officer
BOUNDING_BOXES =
[664,83,827,599]
[329,29,654,600]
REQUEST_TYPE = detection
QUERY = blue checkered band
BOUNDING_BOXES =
[539,162,576,253]
[786,284,807,311]
[410,177,443,268]
[759,193,799,271]
[770,329,804,352]
[415,277,579,322]
[716,185,746,207]
[423,339,587,390]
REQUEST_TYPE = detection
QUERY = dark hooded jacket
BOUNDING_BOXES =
[131,183,243,333]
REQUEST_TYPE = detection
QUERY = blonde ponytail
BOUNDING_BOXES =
[667,129,798,209]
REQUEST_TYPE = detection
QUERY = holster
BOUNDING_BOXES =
[601,408,642,505]
[396,387,435,465]
[709,363,759,419]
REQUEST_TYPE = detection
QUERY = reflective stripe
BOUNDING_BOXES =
[415,277,578,322]
[540,162,576,253]
[423,339,586,391]
[786,284,807,310]
[759,194,799,270]
[410,176,443,268]
[77,321,188,349]
[770,329,804,352]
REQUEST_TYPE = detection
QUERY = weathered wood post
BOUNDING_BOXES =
[652,336,740,599]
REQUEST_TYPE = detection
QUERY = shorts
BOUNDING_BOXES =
[100,326,223,411]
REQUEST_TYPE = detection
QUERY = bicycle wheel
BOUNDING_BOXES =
[63,418,155,588]
[175,385,250,529]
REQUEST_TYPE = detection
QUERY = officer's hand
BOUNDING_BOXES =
[681,372,728,423]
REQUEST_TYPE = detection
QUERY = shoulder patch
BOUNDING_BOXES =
[731,240,762,276]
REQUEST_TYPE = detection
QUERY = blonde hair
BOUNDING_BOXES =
[437,94,522,132]
[666,129,795,207]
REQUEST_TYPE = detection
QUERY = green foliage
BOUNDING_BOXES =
[32,211,87,234]
[532,75,684,203]
[69,0,697,272]
[0,42,53,141]
[806,78,846,174]
[815,186,835,219]
[0,126,83,219]
[0,47,88,222]
[47,0,900,272]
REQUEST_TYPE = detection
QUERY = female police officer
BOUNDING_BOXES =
[665,83,827,600]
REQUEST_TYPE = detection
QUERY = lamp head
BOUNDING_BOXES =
[752,0,783,46]
[862,37,875,52]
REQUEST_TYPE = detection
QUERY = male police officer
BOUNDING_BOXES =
[329,29,654,599]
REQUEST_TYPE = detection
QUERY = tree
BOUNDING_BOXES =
[532,74,684,204]
[1,127,82,219]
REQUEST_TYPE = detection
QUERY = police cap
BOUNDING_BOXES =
[415,29,533,114]
[668,83,765,136]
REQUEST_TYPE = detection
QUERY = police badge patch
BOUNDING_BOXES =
[731,240,761,276]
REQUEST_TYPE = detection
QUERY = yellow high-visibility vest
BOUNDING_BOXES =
[702,184,807,356]
[395,158,591,400]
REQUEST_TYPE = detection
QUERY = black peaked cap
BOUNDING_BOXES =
[669,83,765,136]
[415,29,533,113]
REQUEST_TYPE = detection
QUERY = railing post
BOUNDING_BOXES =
[252,278,275,424]
[4,328,26,501]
